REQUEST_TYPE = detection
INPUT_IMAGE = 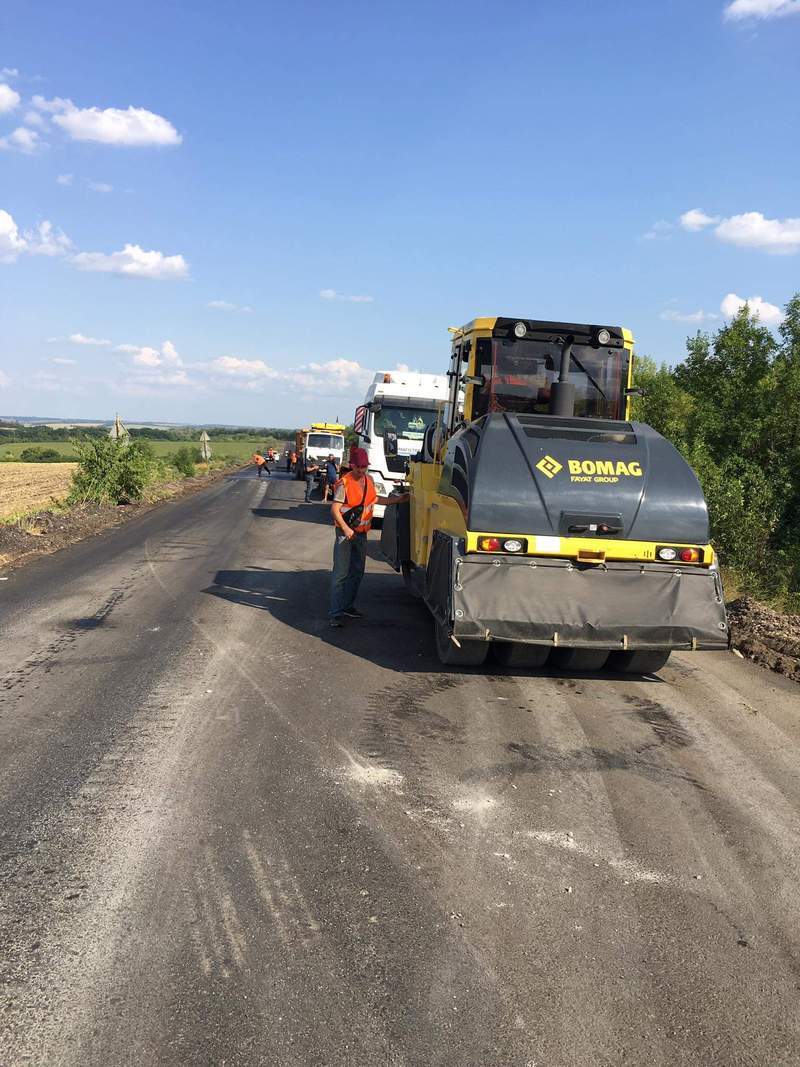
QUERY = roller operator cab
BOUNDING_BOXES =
[381,317,729,672]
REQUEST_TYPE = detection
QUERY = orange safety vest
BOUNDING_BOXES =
[252,452,265,466]
[336,472,378,533]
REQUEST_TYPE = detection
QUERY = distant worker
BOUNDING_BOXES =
[251,451,268,478]
[304,457,320,502]
[329,447,409,627]
[323,454,339,502]
[286,450,295,472]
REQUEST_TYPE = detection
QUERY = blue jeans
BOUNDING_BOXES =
[305,474,316,501]
[330,532,367,618]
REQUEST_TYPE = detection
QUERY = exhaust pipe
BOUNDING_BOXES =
[549,335,575,417]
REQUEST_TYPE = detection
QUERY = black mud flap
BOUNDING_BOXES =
[451,553,729,651]
[424,531,458,628]
[379,498,411,572]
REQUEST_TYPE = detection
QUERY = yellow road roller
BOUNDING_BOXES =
[381,316,729,672]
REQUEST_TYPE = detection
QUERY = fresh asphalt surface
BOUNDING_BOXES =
[1,470,800,1066]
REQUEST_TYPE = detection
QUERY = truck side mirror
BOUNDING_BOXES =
[624,387,646,398]
[462,374,485,387]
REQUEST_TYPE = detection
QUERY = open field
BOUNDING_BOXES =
[0,437,280,464]
[0,462,78,519]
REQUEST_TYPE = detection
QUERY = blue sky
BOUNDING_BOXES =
[1,0,798,426]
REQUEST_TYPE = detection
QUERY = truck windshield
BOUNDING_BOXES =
[373,406,439,442]
[472,338,627,420]
[308,433,343,449]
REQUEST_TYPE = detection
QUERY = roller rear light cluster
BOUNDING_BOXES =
[656,545,701,563]
[478,536,528,554]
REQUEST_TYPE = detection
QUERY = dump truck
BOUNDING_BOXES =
[295,422,345,479]
[381,316,729,672]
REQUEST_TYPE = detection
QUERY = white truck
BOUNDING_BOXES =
[353,371,448,518]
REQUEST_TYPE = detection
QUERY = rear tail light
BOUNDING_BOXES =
[477,536,528,554]
[657,545,701,563]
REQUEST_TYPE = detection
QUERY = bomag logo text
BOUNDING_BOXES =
[568,459,643,484]
[536,455,563,479]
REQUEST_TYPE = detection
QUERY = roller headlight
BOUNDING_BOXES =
[513,321,527,338]
[597,328,611,345]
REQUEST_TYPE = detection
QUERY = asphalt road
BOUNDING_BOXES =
[2,470,799,1066]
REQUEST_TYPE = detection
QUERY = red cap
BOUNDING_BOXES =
[349,447,369,468]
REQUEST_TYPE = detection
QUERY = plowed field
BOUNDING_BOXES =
[0,462,77,519]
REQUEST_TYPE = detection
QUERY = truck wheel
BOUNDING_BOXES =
[491,642,550,669]
[608,650,671,675]
[551,648,609,672]
[435,620,488,667]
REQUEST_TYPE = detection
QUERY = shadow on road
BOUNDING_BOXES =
[203,565,661,682]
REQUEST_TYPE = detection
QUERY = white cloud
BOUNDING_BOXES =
[51,357,77,365]
[642,220,673,241]
[1,68,19,80]
[88,181,113,193]
[0,209,27,262]
[714,211,800,255]
[161,340,181,364]
[0,126,42,153]
[31,95,73,114]
[724,0,800,19]
[72,243,189,280]
[69,332,110,346]
[26,220,71,256]
[720,292,784,325]
[52,102,182,146]
[117,339,184,369]
[660,308,719,323]
[133,347,162,367]
[319,288,374,303]
[0,83,20,113]
[0,369,11,388]
[209,355,374,396]
[56,173,73,185]
[0,210,70,262]
[208,299,252,312]
[680,208,719,232]
[23,110,46,128]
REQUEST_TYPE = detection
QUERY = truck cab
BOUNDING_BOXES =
[297,422,345,478]
[354,371,448,517]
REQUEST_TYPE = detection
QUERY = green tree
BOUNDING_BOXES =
[68,438,156,505]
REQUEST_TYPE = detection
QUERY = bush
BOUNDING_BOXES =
[67,438,156,505]
[633,295,800,610]
[19,446,65,462]
[171,446,200,477]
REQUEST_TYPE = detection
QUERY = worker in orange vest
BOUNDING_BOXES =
[329,447,408,627]
[251,451,268,478]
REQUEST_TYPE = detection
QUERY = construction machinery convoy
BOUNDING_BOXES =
[381,316,729,672]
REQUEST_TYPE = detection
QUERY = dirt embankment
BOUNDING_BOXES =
[0,468,239,570]
[727,597,800,682]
